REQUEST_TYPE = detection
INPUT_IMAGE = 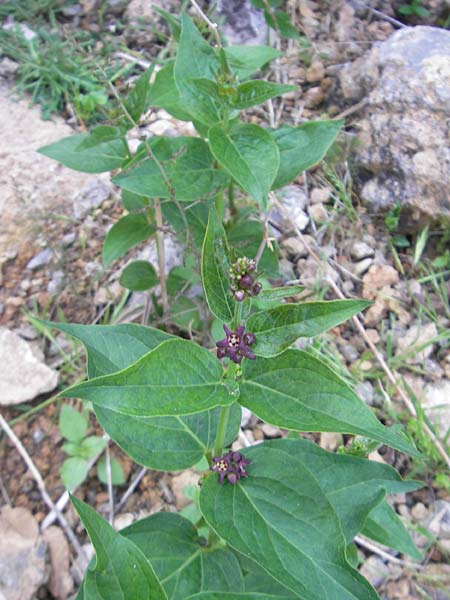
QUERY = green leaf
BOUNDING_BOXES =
[148,62,193,121]
[38,133,128,173]
[240,350,420,456]
[154,7,181,41]
[121,189,149,211]
[170,297,202,331]
[102,214,154,267]
[119,260,158,291]
[125,65,154,123]
[121,512,243,598]
[236,553,296,597]
[227,217,279,276]
[187,595,293,600]
[363,501,422,560]
[223,45,282,80]
[200,440,379,600]
[256,285,304,301]
[201,208,234,322]
[70,495,166,600]
[272,11,299,39]
[174,14,221,126]
[113,137,228,202]
[79,436,106,459]
[76,126,124,151]
[163,199,215,249]
[59,404,88,442]
[61,457,88,491]
[95,403,242,471]
[208,123,279,206]
[232,81,295,109]
[271,120,343,189]
[46,321,173,379]
[248,300,371,357]
[62,338,232,417]
[97,456,126,486]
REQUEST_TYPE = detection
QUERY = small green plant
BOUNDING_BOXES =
[398,0,430,18]
[38,12,423,599]
[59,403,124,491]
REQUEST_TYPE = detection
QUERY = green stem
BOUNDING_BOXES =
[215,191,224,220]
[228,181,237,218]
[213,404,231,458]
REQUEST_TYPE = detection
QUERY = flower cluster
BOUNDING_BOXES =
[229,256,262,302]
[216,324,256,364]
[211,451,251,485]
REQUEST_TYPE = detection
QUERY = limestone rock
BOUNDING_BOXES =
[0,506,49,600]
[340,27,450,220]
[0,328,59,406]
[422,381,450,439]
[42,526,73,599]
[395,322,438,365]
[215,0,268,45]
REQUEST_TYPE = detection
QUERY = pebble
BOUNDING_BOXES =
[282,236,309,259]
[425,501,450,539]
[47,270,65,296]
[339,342,359,363]
[309,202,328,222]
[306,60,325,82]
[59,232,76,248]
[113,513,134,531]
[395,322,438,364]
[261,424,282,438]
[350,241,375,261]
[32,429,45,444]
[241,407,252,428]
[360,555,391,587]
[319,432,342,451]
[353,257,373,277]
[303,86,325,108]
[411,502,428,521]
[310,187,331,204]
[26,248,53,271]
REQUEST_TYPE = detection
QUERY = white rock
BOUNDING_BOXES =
[309,202,328,222]
[282,236,309,258]
[26,248,53,270]
[310,187,332,204]
[395,322,438,364]
[0,328,59,406]
[422,381,450,438]
[353,257,373,277]
[350,241,375,261]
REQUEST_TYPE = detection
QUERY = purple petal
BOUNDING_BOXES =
[227,472,238,484]
[223,324,232,336]
[239,343,256,360]
[216,338,228,348]
[236,325,245,336]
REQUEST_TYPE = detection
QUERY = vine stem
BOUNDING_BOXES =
[214,404,232,458]
[154,197,169,318]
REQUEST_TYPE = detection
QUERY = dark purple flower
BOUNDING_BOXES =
[228,256,261,300]
[216,324,256,364]
[239,274,254,289]
[211,450,251,485]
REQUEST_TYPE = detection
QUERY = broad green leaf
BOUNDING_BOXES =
[227,218,278,276]
[125,65,154,123]
[271,120,343,189]
[174,14,221,126]
[232,81,295,109]
[61,457,88,491]
[119,260,158,291]
[121,513,243,599]
[236,553,296,597]
[224,46,282,80]
[163,199,215,249]
[71,495,166,600]
[59,404,87,442]
[154,7,181,41]
[46,321,173,379]
[121,189,149,211]
[38,133,127,173]
[270,11,299,39]
[62,338,232,417]
[76,125,124,150]
[187,595,293,600]
[272,438,422,544]
[240,350,420,456]
[209,123,279,206]
[95,403,242,471]
[363,501,422,560]
[79,436,106,459]
[200,441,379,600]
[257,285,304,301]
[50,321,239,471]
[103,213,154,267]
[113,137,228,202]
[202,208,234,322]
[97,456,126,486]
[148,62,193,121]
[248,299,371,356]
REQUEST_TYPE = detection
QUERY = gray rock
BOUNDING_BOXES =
[282,236,309,259]
[26,248,53,271]
[59,232,76,248]
[270,186,309,237]
[350,240,375,261]
[340,27,450,220]
[0,303,4,316]
[215,0,268,45]
[47,270,65,296]
[353,257,373,277]
[0,506,49,600]
[355,380,375,406]
[0,327,59,406]
[395,321,438,364]
[241,406,252,428]
[72,178,110,220]
[360,555,391,588]
[0,57,19,78]
[425,501,450,540]
[422,381,450,439]
[339,342,359,363]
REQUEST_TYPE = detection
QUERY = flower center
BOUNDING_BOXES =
[217,460,228,471]
[228,334,240,347]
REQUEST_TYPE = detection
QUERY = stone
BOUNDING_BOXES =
[261,424,282,438]
[310,187,331,204]
[306,60,325,83]
[309,202,328,222]
[0,506,49,600]
[26,248,53,271]
[350,240,375,261]
[241,406,252,428]
[303,86,325,108]
[72,178,110,220]
[362,264,399,300]
[411,502,428,521]
[339,342,359,363]
[0,327,59,406]
[0,57,19,78]
[360,555,391,588]
[47,270,65,296]
[353,257,373,277]
[395,322,438,365]
[113,513,134,530]
[425,501,450,539]
[355,381,375,406]
[422,381,450,439]
[319,432,342,451]
[42,526,73,600]
[341,27,450,219]
[215,0,268,45]
[270,186,309,237]
[59,232,76,248]
[282,236,309,259]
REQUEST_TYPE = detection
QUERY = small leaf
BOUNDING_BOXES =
[97,456,126,486]
[38,134,127,173]
[201,208,234,322]
[232,81,295,109]
[59,404,88,443]
[162,199,217,249]
[125,65,154,123]
[209,123,279,206]
[257,285,304,301]
[61,457,88,491]
[154,7,181,40]
[248,300,371,357]
[240,350,420,456]
[120,260,158,291]
[121,189,149,211]
[121,512,243,598]
[102,214,154,267]
[62,339,232,418]
[200,440,379,600]
[223,45,282,80]
[148,62,193,121]
[272,11,299,39]
[70,495,167,599]
[79,436,106,459]
[187,595,293,600]
[271,120,343,189]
